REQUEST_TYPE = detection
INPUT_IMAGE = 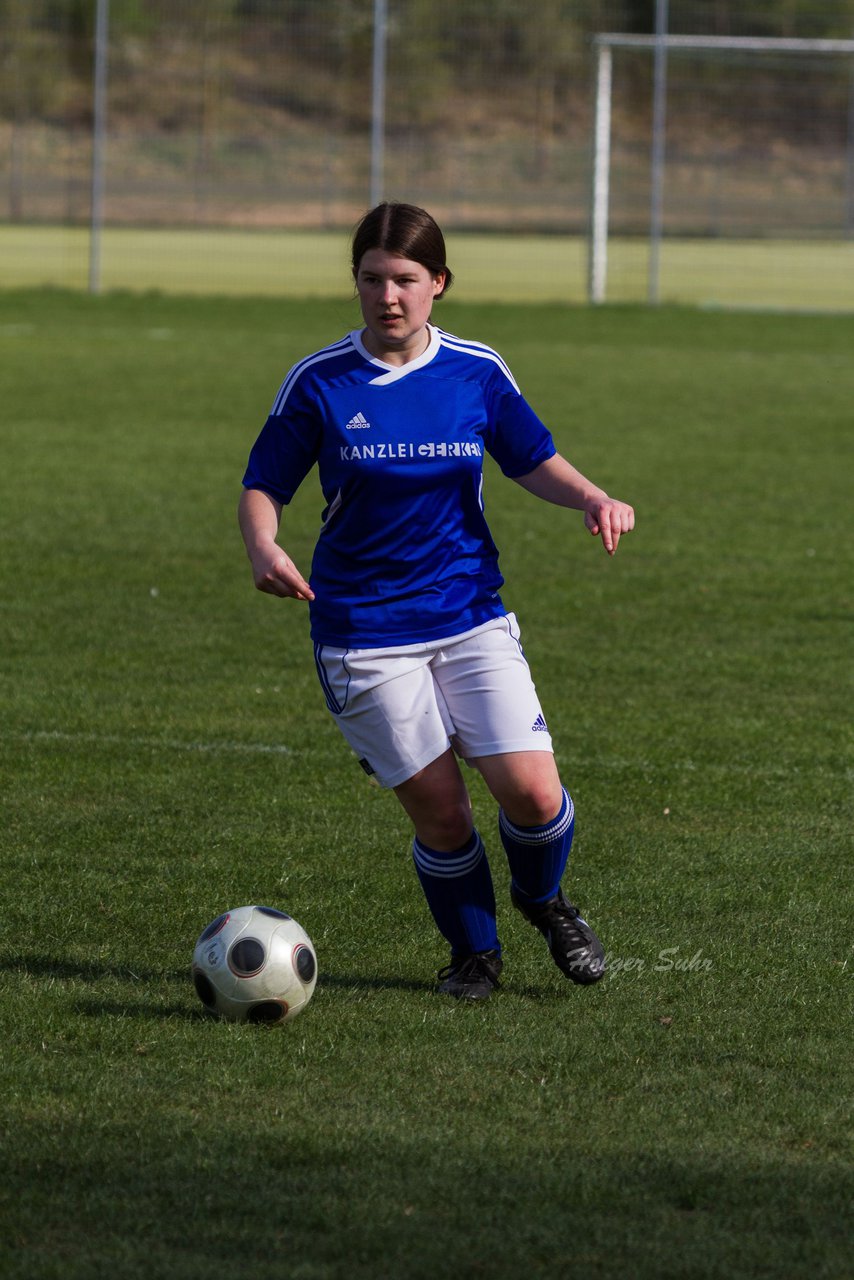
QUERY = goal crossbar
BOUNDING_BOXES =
[592,34,854,56]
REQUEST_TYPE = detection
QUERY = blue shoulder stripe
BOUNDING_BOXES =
[271,335,354,415]
[435,328,521,394]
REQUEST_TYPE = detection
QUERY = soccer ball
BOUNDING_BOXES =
[192,904,317,1024]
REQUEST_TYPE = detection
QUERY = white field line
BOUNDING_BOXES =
[5,729,293,756]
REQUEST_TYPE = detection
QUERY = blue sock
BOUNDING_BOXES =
[499,788,575,906]
[412,830,500,957]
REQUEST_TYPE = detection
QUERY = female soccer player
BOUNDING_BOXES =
[239,202,634,1000]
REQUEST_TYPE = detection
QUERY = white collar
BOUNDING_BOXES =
[351,324,441,384]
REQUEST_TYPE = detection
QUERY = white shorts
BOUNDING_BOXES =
[312,613,554,788]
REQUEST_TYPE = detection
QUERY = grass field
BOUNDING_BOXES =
[0,287,851,1280]
[2,223,854,310]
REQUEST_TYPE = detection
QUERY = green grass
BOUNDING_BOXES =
[0,289,851,1279]
[2,224,854,310]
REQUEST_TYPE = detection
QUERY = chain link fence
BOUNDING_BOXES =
[1,0,852,307]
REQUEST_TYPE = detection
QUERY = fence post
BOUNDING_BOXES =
[370,0,388,208]
[847,46,854,237]
[89,0,109,294]
[648,0,668,304]
[589,41,612,304]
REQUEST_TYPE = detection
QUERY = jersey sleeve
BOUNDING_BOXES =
[480,364,556,479]
[241,370,322,505]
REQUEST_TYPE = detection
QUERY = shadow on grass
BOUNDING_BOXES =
[2,952,561,1017]
[1,951,204,1020]
[5,1119,849,1280]
[319,969,562,1001]
[0,952,188,984]
[71,998,210,1021]
[318,970,433,995]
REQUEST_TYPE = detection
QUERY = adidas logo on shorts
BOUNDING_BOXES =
[531,713,548,732]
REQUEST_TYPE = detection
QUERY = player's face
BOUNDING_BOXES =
[356,249,446,364]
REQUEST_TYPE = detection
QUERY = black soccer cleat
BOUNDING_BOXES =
[511,886,606,985]
[437,949,503,1000]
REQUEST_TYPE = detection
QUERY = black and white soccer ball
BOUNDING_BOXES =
[192,904,317,1024]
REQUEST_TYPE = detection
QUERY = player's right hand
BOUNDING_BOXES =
[251,548,315,601]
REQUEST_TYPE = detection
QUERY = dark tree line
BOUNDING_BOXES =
[1,0,852,126]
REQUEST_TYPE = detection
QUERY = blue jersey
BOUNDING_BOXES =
[242,324,555,647]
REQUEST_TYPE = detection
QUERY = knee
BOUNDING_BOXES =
[417,802,474,852]
[396,759,474,851]
[476,752,565,829]
[502,779,566,828]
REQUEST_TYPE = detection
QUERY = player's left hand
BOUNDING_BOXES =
[584,499,635,555]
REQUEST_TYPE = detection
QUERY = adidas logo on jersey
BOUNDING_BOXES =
[345,412,371,430]
[531,713,549,733]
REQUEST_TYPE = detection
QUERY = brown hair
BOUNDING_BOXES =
[351,202,453,298]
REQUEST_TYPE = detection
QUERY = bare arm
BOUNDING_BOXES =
[514,453,635,556]
[237,487,314,601]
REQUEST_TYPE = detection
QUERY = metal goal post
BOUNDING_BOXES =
[588,34,854,307]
